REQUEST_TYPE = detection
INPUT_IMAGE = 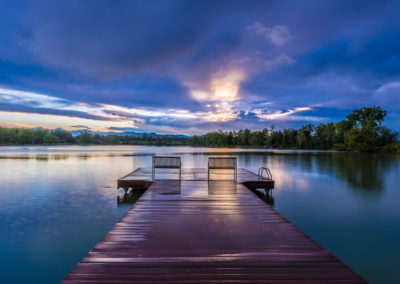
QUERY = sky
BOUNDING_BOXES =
[0,0,400,135]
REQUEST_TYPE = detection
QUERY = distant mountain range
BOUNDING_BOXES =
[69,129,188,138]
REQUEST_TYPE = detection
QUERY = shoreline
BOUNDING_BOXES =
[1,143,399,154]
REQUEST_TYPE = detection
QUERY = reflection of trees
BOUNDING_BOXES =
[117,188,146,205]
[0,154,69,160]
[314,152,398,192]
[0,153,132,160]
[237,151,398,194]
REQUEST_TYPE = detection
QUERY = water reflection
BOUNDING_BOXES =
[1,146,400,284]
[117,188,147,205]
[0,153,154,160]
[158,181,182,195]
[208,180,237,195]
[1,148,396,193]
[244,151,399,193]
[253,188,275,206]
[118,179,241,207]
[314,153,399,192]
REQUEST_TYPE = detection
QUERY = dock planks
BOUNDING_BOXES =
[63,168,365,283]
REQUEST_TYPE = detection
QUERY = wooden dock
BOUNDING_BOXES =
[63,168,365,283]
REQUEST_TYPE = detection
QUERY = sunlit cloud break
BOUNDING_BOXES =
[254,107,314,121]
[0,87,67,109]
[0,85,327,132]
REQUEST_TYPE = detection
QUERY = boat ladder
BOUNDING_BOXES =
[258,167,273,180]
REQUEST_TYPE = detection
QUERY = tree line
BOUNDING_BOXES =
[192,107,399,152]
[0,128,189,146]
[0,107,399,152]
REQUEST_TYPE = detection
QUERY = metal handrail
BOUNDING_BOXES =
[258,167,273,180]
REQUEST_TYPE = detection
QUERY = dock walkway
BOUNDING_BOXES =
[63,168,365,283]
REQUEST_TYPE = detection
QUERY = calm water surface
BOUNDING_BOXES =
[0,145,399,283]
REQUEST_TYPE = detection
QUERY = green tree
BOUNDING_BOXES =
[297,124,315,149]
[32,129,47,144]
[77,132,93,144]
[315,123,336,149]
[43,134,60,144]
[342,106,396,151]
[0,127,15,144]
[104,135,120,145]
[16,129,32,144]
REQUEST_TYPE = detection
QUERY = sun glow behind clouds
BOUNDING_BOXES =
[188,70,245,122]
[190,70,244,102]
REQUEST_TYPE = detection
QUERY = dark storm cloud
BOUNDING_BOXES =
[48,76,196,109]
[26,0,395,78]
[29,1,204,79]
[0,0,400,131]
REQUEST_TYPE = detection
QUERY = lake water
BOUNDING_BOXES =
[0,145,399,283]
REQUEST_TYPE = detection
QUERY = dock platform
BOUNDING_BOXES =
[63,167,365,283]
[117,167,275,190]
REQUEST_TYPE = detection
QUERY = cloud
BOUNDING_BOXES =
[373,81,400,108]
[188,70,245,102]
[70,125,91,129]
[252,107,315,121]
[0,102,112,122]
[0,121,34,128]
[0,87,67,108]
[1,0,400,132]
[106,127,140,132]
[248,23,292,47]
[376,81,400,94]
[28,2,200,80]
